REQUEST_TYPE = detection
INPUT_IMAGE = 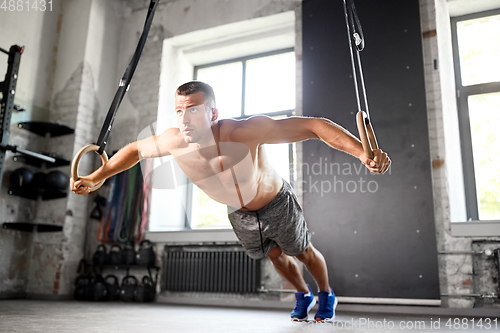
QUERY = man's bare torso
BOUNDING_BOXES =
[167,120,283,211]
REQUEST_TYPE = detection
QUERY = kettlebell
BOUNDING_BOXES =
[134,275,155,302]
[136,240,156,267]
[45,170,69,190]
[88,275,108,302]
[74,276,91,301]
[120,275,138,302]
[105,275,121,301]
[109,245,122,266]
[92,244,109,267]
[121,243,136,266]
[9,167,34,189]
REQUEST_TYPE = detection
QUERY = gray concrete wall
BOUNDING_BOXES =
[0,0,123,298]
[0,2,62,298]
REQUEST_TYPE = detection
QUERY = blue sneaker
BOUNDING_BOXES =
[314,287,337,322]
[291,285,316,321]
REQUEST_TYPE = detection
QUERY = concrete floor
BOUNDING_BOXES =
[0,300,499,333]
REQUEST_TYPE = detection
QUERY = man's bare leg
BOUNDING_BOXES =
[267,245,309,292]
[267,243,330,292]
[296,244,330,292]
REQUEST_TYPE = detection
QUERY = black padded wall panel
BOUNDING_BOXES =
[302,0,440,299]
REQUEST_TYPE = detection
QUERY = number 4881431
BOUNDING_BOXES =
[1,0,53,11]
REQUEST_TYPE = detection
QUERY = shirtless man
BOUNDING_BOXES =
[71,81,391,322]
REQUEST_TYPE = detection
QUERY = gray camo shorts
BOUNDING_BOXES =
[227,179,311,260]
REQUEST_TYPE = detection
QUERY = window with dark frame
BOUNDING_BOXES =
[451,9,500,221]
[183,48,297,229]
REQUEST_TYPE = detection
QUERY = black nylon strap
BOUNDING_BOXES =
[342,0,370,119]
[96,0,160,155]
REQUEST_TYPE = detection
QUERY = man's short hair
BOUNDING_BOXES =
[176,81,216,107]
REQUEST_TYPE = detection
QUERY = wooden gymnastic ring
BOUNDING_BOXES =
[356,110,378,160]
[71,144,109,192]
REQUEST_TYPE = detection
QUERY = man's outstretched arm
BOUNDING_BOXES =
[71,128,176,195]
[232,115,390,174]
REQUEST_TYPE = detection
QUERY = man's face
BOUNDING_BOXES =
[175,91,216,144]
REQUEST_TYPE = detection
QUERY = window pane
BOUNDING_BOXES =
[196,62,243,119]
[245,52,296,115]
[468,92,500,220]
[457,14,500,86]
[263,143,290,183]
[190,185,231,229]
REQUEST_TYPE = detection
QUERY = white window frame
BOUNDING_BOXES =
[451,9,500,222]
[446,5,500,236]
